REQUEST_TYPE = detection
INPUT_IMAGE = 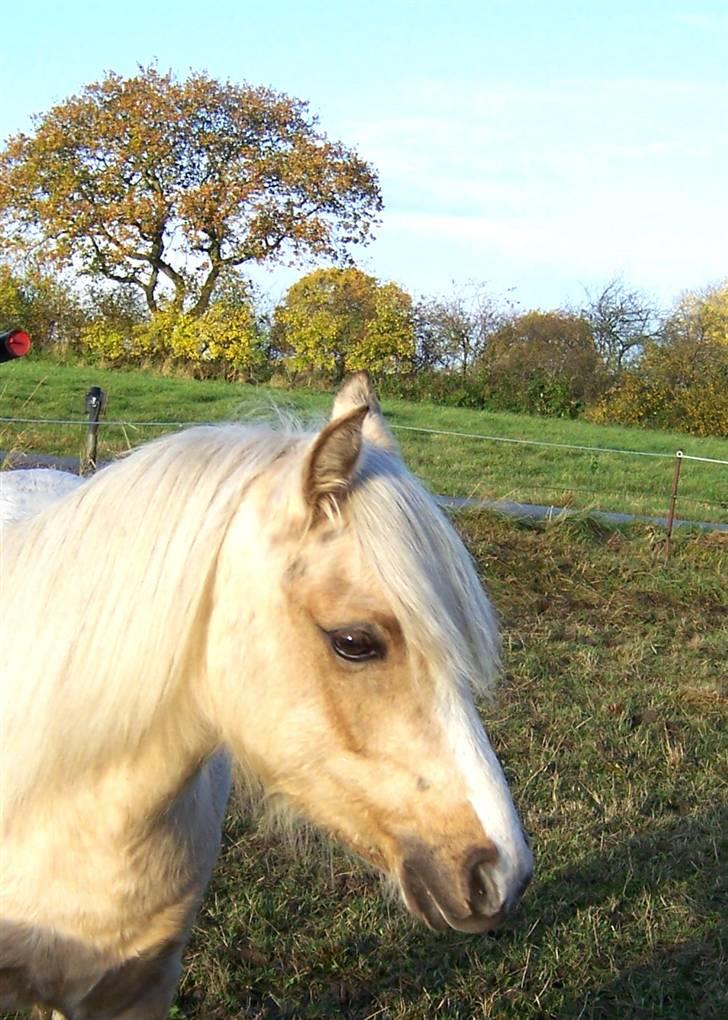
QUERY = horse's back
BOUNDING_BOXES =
[0,469,84,526]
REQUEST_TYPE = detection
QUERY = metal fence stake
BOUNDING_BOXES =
[81,387,107,475]
[664,449,684,560]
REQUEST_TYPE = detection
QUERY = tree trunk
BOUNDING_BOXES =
[188,264,221,319]
[143,266,160,315]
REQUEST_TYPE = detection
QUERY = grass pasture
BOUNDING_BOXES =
[157,513,725,1020]
[1,355,727,523]
[172,517,728,1017]
[171,513,725,1020]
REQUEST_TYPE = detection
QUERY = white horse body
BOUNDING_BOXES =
[0,376,532,1018]
[0,468,84,526]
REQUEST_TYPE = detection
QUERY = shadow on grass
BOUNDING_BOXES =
[558,934,727,1020]
[181,806,726,1019]
[527,807,726,1019]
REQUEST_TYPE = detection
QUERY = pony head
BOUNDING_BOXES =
[204,373,533,932]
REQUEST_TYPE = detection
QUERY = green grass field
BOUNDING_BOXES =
[1,354,727,523]
[1,361,726,1019]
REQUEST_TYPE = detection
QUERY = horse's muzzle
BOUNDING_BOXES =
[399,843,531,934]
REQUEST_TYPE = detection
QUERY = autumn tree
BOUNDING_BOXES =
[0,67,382,318]
[586,338,728,436]
[662,279,728,348]
[586,280,728,436]
[413,284,509,375]
[483,310,602,416]
[273,267,414,380]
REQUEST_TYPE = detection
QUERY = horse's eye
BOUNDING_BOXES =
[328,628,384,662]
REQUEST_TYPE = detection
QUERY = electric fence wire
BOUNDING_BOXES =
[1,414,727,465]
[1,414,727,516]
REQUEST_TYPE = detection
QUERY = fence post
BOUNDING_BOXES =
[81,386,106,476]
[664,449,683,560]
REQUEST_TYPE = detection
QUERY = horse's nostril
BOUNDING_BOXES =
[469,862,500,916]
[465,847,501,918]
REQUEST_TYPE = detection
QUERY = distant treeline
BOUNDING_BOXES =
[2,265,727,438]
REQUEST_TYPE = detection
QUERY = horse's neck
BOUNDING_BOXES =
[2,681,217,838]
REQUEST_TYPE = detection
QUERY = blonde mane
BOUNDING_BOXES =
[0,426,293,814]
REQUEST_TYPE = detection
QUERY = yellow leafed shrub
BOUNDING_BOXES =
[586,339,728,437]
[79,320,131,362]
[80,304,264,380]
[273,267,415,380]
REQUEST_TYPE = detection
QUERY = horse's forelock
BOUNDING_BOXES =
[347,446,500,700]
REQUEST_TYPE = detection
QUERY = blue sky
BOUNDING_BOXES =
[3,0,727,311]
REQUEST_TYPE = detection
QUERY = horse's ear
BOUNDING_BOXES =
[331,371,400,454]
[302,404,369,517]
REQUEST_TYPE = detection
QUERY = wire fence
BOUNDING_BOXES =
[388,423,728,519]
[1,406,727,526]
[390,423,728,467]
[3,413,727,468]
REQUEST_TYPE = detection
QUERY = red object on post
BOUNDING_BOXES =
[0,329,32,361]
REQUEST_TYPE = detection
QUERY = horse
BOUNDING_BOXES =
[0,373,533,1019]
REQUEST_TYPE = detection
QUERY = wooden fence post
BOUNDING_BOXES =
[81,386,106,475]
